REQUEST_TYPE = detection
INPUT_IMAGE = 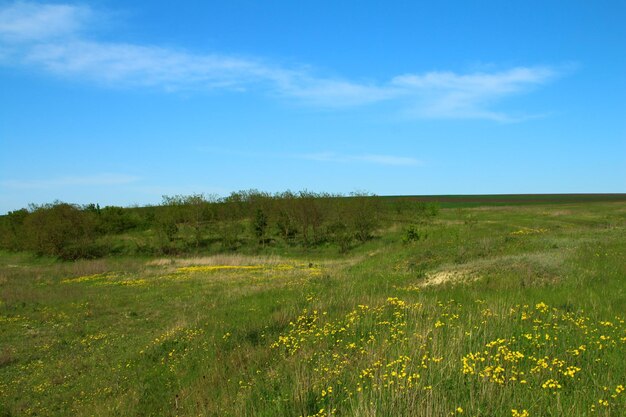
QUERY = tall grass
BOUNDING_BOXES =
[0,202,624,416]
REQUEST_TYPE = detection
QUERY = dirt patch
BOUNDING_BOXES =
[421,268,481,287]
[419,251,569,288]
[547,210,573,216]
[148,250,381,272]
[147,254,285,267]
[0,347,16,368]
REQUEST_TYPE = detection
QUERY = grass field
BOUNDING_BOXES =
[1,199,625,416]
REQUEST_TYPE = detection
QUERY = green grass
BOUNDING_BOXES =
[1,201,625,416]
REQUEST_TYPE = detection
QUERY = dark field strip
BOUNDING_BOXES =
[385,193,626,207]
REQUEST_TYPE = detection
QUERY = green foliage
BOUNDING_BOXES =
[402,224,423,243]
[98,206,140,234]
[275,209,297,243]
[326,220,353,253]
[1,208,29,250]
[349,192,379,242]
[23,202,96,259]
[391,198,439,221]
[253,208,268,244]
[414,201,440,222]
[217,221,245,251]
[3,193,625,260]
[155,199,180,247]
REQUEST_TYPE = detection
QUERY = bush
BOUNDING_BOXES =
[402,225,425,244]
[23,202,96,257]
[58,241,108,261]
[327,221,353,253]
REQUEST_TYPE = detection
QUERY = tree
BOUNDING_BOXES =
[23,202,96,259]
[181,194,214,249]
[327,220,353,253]
[155,196,184,252]
[2,208,29,250]
[349,192,379,242]
[275,209,297,243]
[253,208,268,245]
[98,206,139,234]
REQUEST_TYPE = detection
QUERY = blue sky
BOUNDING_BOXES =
[0,0,625,213]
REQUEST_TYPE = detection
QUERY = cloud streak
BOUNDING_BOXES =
[0,2,560,120]
[0,174,140,189]
[0,2,91,41]
[195,147,422,166]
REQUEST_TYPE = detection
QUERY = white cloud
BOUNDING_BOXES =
[0,2,562,120]
[391,67,556,121]
[300,152,420,166]
[194,147,421,166]
[23,40,282,90]
[276,77,400,107]
[0,2,90,41]
[0,174,140,189]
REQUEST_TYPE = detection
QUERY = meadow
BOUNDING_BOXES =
[1,197,625,416]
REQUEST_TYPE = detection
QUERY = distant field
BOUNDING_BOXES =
[385,193,626,208]
[1,201,625,416]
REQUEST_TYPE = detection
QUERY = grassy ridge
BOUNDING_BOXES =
[3,193,625,260]
[1,201,625,416]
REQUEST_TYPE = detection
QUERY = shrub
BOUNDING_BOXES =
[402,224,424,243]
[326,221,353,253]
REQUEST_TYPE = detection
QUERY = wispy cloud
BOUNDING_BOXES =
[0,173,140,189]
[195,147,422,166]
[391,68,557,121]
[300,152,421,166]
[0,2,91,41]
[0,2,562,120]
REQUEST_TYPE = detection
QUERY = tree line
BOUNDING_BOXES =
[0,191,439,259]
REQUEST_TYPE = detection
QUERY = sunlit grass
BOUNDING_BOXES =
[0,202,624,416]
